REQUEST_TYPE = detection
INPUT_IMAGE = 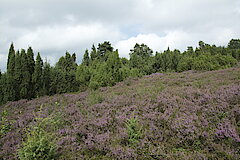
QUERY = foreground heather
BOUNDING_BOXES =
[1,67,240,159]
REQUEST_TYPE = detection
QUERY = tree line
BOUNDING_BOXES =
[0,39,240,105]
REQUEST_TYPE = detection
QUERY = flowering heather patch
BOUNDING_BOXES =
[0,67,240,159]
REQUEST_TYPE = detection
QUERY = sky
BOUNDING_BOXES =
[1,0,240,71]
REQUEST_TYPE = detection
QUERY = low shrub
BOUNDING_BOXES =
[0,110,12,138]
[125,116,143,146]
[18,115,58,160]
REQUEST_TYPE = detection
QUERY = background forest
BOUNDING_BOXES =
[0,39,240,105]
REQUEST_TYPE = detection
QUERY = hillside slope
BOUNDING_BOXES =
[1,67,240,159]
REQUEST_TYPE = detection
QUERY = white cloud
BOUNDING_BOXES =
[15,23,124,51]
[115,27,239,59]
[115,31,193,58]
[12,23,125,66]
[115,34,163,58]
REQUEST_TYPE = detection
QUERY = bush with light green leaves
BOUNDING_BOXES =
[18,115,57,160]
[125,116,143,146]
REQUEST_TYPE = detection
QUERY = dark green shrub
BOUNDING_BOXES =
[89,80,100,90]
[192,55,220,71]
[76,64,91,88]
[177,56,194,72]
[119,66,131,80]
[191,55,237,71]
[215,55,237,67]
[130,68,142,78]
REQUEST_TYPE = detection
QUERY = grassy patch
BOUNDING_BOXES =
[87,91,105,106]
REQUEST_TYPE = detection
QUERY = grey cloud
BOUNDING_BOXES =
[0,0,137,28]
[0,0,239,71]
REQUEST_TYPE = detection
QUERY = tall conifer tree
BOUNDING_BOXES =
[82,49,90,66]
[27,47,35,98]
[7,43,15,75]
[90,44,97,61]
[5,43,16,101]
[14,50,22,100]
[32,53,43,97]
[20,49,31,99]
[42,62,51,95]
[27,47,35,75]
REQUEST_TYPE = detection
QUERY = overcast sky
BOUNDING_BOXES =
[1,0,240,71]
